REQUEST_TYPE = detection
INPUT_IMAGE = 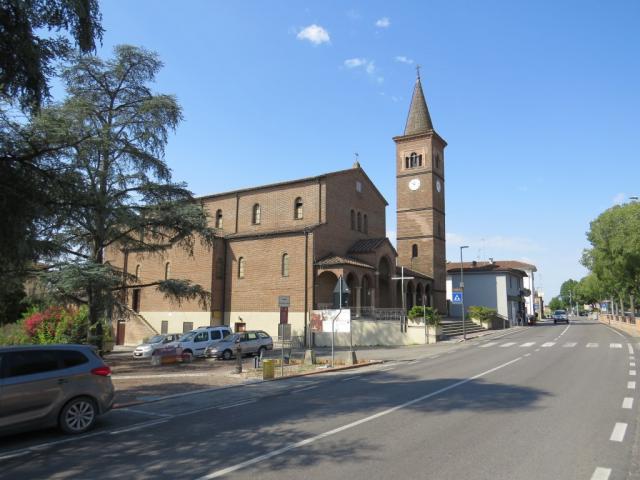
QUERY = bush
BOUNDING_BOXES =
[0,305,91,346]
[408,306,441,325]
[0,321,30,346]
[467,306,498,323]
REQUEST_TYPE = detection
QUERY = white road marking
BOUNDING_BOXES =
[378,367,396,372]
[587,343,599,348]
[542,342,555,348]
[109,418,169,435]
[520,342,535,347]
[631,362,636,368]
[340,376,359,382]
[407,360,418,365]
[610,343,622,349]
[622,398,634,409]
[120,408,172,418]
[112,372,216,380]
[219,399,257,409]
[524,353,531,357]
[563,342,577,348]
[629,344,635,354]
[480,342,497,348]
[291,385,320,393]
[591,467,612,480]
[500,342,516,348]
[535,349,540,352]
[196,357,524,480]
[429,355,441,359]
[610,423,628,442]
[630,370,637,376]
[628,381,636,389]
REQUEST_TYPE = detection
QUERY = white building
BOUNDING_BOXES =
[446,260,536,326]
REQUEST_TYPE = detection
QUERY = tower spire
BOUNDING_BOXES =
[403,71,433,135]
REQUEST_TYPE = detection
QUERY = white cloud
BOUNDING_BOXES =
[297,24,330,45]
[612,192,626,204]
[375,17,390,28]
[395,56,414,64]
[344,58,367,69]
[344,58,381,82]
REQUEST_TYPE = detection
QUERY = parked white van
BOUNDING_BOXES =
[169,326,232,358]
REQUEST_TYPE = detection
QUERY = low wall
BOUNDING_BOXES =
[314,319,441,347]
[599,314,640,337]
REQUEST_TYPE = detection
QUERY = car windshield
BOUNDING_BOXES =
[554,310,566,315]
[146,335,165,344]
[179,332,196,342]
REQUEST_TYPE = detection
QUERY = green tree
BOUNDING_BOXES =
[0,0,103,323]
[0,0,103,112]
[582,202,640,315]
[548,296,564,311]
[33,45,214,346]
[577,274,605,308]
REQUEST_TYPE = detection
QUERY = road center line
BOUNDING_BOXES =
[622,398,634,409]
[610,423,627,442]
[196,356,523,480]
[591,467,612,480]
[631,362,636,368]
[630,370,637,376]
[219,399,257,409]
[628,381,636,389]
[628,344,635,354]
[340,376,359,382]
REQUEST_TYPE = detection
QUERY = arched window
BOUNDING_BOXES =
[409,152,419,168]
[418,154,423,166]
[135,265,141,281]
[405,157,410,169]
[164,262,171,280]
[238,257,245,279]
[363,214,368,234]
[281,253,289,277]
[357,212,362,232]
[350,210,355,230]
[215,209,223,229]
[294,197,303,220]
[252,204,261,225]
[412,244,418,258]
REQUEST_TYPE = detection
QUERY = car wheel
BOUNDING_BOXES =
[59,396,97,434]
[257,346,266,358]
[222,349,233,360]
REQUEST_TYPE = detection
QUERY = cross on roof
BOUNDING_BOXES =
[416,64,421,80]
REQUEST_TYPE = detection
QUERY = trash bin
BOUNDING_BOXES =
[263,359,275,380]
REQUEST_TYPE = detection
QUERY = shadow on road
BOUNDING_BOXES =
[0,372,551,479]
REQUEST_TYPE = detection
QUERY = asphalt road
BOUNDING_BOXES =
[0,318,637,480]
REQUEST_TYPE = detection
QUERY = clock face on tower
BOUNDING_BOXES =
[436,180,442,193]
[408,178,421,191]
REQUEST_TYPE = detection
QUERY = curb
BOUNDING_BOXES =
[113,359,383,409]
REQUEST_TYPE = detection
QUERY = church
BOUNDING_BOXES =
[109,74,448,346]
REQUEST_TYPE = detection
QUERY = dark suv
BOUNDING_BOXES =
[0,345,114,435]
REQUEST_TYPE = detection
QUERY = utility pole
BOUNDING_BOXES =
[460,246,469,340]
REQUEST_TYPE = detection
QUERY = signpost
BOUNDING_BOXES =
[451,291,463,304]
[392,266,415,332]
[278,295,291,378]
[331,276,351,367]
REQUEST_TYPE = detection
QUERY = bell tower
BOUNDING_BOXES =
[394,71,447,313]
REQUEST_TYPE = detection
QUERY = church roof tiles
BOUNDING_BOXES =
[404,76,433,136]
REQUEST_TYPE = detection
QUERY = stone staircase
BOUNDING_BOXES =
[440,318,486,338]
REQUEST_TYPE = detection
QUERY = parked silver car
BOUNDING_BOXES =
[133,333,182,359]
[205,330,273,360]
[0,345,114,435]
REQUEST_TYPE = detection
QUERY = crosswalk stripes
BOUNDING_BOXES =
[520,342,536,347]
[479,342,497,348]
[563,342,577,348]
[587,343,599,348]
[500,342,516,347]
[610,343,622,349]
[542,342,555,347]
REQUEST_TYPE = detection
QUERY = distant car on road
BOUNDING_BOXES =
[553,309,569,324]
[0,344,114,436]
[168,326,232,359]
[205,330,273,360]
[133,333,182,359]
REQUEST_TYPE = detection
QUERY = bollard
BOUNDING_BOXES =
[263,359,275,380]
[235,342,242,374]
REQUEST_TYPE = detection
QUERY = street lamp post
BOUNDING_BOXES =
[460,245,469,341]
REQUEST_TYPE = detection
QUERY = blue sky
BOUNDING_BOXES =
[93,0,640,299]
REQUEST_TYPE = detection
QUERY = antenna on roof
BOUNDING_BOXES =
[416,64,421,81]
[353,152,361,169]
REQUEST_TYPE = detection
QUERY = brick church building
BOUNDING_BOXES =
[109,75,447,345]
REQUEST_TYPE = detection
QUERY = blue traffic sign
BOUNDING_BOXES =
[452,292,463,304]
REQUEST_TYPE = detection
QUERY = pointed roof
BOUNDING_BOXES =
[404,75,433,135]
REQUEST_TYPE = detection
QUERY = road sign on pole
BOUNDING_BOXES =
[452,291,463,304]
